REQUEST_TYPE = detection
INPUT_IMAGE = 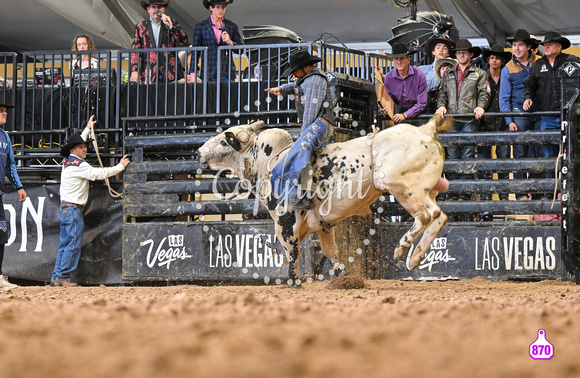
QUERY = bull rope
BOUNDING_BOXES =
[551,145,564,209]
[89,126,122,198]
[367,125,381,191]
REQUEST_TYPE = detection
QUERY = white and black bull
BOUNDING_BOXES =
[198,114,453,281]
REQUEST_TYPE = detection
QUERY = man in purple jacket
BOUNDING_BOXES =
[376,43,427,125]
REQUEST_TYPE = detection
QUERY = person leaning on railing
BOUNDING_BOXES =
[478,45,512,201]
[70,34,99,70]
[523,31,580,178]
[436,39,490,201]
[375,43,428,126]
[130,0,189,82]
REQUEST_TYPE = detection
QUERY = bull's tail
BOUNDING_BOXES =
[419,113,454,136]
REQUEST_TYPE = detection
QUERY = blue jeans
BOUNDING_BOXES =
[512,113,542,180]
[51,205,84,281]
[538,116,560,179]
[447,120,479,180]
[538,116,560,158]
[271,118,332,205]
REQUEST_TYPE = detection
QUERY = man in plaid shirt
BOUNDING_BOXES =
[191,0,243,82]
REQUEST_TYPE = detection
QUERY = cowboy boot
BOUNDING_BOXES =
[291,164,315,210]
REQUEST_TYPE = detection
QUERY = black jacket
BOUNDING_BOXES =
[524,52,580,111]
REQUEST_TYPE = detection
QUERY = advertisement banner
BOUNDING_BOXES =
[123,221,289,282]
[3,183,124,284]
[379,223,562,280]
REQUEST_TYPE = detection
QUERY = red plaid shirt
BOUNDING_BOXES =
[456,63,471,95]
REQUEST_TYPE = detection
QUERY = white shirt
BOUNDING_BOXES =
[60,127,126,206]
[150,18,162,46]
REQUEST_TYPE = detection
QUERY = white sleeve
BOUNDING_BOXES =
[75,162,126,181]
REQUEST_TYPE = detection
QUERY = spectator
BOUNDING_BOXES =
[51,116,130,287]
[70,34,99,70]
[130,0,189,82]
[0,99,27,290]
[436,39,490,200]
[479,45,512,200]
[499,29,542,199]
[264,50,335,210]
[427,58,457,113]
[375,43,427,125]
[191,0,243,82]
[418,37,456,90]
[524,31,580,175]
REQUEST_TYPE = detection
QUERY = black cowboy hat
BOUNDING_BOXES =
[385,43,418,59]
[60,133,94,157]
[203,0,234,9]
[540,31,571,50]
[482,44,512,62]
[451,39,482,58]
[282,49,322,77]
[424,37,456,57]
[141,0,170,10]
[506,29,540,48]
[0,102,15,109]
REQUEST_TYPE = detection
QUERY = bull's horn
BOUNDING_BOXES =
[248,120,265,132]
[238,131,249,143]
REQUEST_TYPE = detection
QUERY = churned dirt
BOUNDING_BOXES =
[1,277,579,378]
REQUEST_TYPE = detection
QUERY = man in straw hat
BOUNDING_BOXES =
[524,31,580,170]
[191,0,243,82]
[0,99,26,290]
[436,39,490,200]
[376,43,427,125]
[50,116,130,287]
[418,37,456,90]
[130,0,189,82]
[265,49,336,210]
[499,29,542,199]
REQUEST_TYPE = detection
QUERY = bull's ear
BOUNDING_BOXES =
[248,120,265,132]
[224,131,242,151]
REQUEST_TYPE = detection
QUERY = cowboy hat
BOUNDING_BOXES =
[0,102,15,109]
[451,39,482,58]
[506,29,540,48]
[540,31,571,50]
[385,43,418,59]
[433,58,457,82]
[203,0,234,9]
[141,0,169,10]
[60,133,94,157]
[423,37,456,58]
[282,49,322,77]
[482,44,512,63]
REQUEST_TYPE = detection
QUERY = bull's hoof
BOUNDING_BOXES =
[331,262,343,277]
[394,246,409,261]
[408,253,425,270]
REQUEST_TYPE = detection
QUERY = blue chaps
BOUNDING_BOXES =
[270,118,332,205]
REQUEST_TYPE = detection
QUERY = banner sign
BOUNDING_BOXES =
[123,221,289,282]
[3,183,124,284]
[379,223,561,280]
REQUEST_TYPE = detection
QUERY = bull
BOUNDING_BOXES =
[198,114,453,282]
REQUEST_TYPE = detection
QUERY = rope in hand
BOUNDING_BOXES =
[89,121,122,198]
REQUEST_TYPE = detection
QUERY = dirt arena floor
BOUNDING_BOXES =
[1,277,579,378]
